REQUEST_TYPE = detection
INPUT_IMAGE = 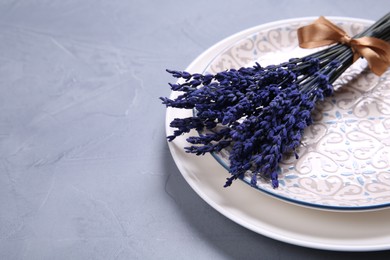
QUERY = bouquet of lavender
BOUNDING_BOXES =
[161,13,390,188]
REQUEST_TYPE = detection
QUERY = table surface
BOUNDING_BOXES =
[1,0,390,259]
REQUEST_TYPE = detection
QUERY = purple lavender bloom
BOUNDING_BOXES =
[161,13,390,189]
[161,55,341,188]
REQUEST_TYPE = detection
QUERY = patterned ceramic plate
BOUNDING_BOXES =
[167,18,390,251]
[203,18,390,210]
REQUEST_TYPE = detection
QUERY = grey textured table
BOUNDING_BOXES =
[1,0,390,259]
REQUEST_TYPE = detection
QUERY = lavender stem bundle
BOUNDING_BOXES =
[161,13,390,188]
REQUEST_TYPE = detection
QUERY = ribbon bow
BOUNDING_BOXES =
[297,16,390,76]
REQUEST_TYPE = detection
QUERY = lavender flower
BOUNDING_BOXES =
[161,14,390,188]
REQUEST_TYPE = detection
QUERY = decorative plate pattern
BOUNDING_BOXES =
[167,17,390,251]
[204,19,390,210]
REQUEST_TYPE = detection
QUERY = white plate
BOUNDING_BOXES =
[166,17,390,251]
[204,16,390,211]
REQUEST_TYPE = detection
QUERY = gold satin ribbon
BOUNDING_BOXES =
[297,16,390,76]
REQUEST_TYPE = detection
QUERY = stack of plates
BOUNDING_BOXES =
[165,17,390,251]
